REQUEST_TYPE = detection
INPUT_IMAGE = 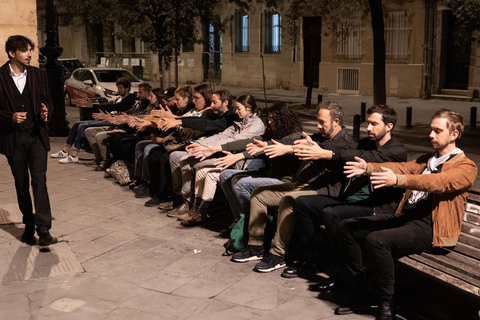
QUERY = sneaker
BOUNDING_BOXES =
[58,155,78,164]
[254,252,286,273]
[50,150,68,158]
[231,245,265,263]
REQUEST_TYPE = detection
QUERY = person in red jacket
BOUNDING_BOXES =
[336,109,477,320]
[0,35,57,246]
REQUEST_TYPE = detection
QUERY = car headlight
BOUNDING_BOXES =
[103,88,118,97]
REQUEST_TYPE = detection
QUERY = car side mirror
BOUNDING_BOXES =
[83,80,93,86]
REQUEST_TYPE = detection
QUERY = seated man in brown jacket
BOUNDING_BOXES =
[336,109,477,320]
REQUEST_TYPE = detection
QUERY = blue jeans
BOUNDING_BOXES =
[66,120,110,150]
[220,169,282,220]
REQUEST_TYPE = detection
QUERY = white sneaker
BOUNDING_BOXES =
[50,150,68,158]
[58,155,79,164]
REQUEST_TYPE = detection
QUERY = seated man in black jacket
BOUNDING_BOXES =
[231,102,357,272]
[284,105,406,278]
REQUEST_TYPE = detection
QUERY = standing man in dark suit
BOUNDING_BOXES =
[0,35,57,246]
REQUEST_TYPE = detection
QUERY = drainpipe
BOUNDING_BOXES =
[422,0,435,99]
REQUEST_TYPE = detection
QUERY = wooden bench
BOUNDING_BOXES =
[398,188,480,297]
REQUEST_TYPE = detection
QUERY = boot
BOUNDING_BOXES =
[376,296,396,320]
[180,207,203,226]
[177,204,197,221]
[167,200,190,217]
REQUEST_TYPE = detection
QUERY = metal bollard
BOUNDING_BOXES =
[471,106,477,130]
[318,94,323,104]
[406,106,413,128]
[361,102,366,122]
[353,114,361,141]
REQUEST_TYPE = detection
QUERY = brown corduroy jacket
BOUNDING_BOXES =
[366,152,477,247]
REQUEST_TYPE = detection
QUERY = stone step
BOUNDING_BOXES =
[431,94,472,102]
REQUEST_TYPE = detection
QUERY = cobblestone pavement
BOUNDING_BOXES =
[0,89,479,319]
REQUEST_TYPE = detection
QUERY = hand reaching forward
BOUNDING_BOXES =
[293,131,316,146]
[215,151,244,171]
[344,156,367,178]
[92,109,112,121]
[264,139,293,158]
[292,133,330,160]
[370,167,397,189]
[246,138,267,156]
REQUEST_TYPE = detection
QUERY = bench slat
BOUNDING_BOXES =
[454,242,480,261]
[398,255,480,296]
[418,251,480,282]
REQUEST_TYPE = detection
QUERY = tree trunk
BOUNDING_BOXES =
[174,49,179,88]
[158,54,164,90]
[368,0,386,105]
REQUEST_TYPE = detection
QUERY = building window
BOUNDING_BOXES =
[264,12,282,54]
[385,11,410,61]
[235,13,249,52]
[336,15,362,59]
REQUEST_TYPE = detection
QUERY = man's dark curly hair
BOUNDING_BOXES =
[5,35,35,60]
[264,102,303,140]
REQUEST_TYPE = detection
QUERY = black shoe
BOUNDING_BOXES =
[376,297,396,320]
[231,245,265,263]
[20,223,36,245]
[281,260,316,278]
[334,288,372,315]
[145,196,162,207]
[254,252,286,273]
[38,230,58,246]
[135,186,150,198]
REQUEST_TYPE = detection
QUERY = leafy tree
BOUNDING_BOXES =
[443,0,480,43]
[58,0,249,88]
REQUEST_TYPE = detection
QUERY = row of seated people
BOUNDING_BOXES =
[51,80,477,320]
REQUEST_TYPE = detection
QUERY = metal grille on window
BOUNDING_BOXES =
[265,13,282,54]
[337,68,360,94]
[336,16,362,59]
[235,13,249,52]
[385,11,410,61]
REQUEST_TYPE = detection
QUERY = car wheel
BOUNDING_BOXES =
[64,92,71,107]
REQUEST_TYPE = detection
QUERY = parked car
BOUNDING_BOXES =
[58,58,85,80]
[64,67,142,106]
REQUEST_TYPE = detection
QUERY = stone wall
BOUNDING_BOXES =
[0,0,38,66]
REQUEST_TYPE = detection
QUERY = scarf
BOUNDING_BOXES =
[407,148,462,205]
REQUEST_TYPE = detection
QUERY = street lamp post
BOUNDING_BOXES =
[40,0,70,136]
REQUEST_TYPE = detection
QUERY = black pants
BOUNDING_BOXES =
[294,195,373,251]
[147,146,176,199]
[337,214,433,297]
[6,131,51,231]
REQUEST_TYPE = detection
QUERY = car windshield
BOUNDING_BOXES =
[94,70,140,83]
[60,60,84,72]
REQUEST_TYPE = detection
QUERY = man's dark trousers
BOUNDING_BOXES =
[7,131,51,231]
[337,214,433,297]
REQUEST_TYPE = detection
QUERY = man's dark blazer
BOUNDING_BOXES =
[0,62,54,156]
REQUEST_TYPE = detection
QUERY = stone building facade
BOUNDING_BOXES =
[0,0,38,67]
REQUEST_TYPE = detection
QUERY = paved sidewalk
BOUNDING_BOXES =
[0,94,478,319]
